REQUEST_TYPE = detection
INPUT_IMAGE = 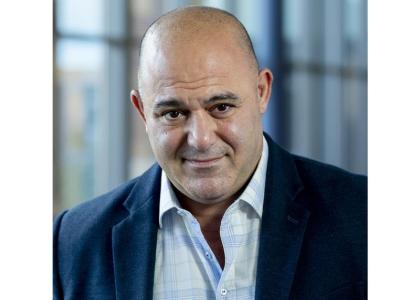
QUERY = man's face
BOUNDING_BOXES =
[133,30,272,205]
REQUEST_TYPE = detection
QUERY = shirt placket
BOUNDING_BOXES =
[179,210,222,292]
[216,207,241,300]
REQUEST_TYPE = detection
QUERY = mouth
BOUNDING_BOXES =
[184,156,224,168]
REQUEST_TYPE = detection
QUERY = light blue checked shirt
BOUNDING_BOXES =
[153,137,268,300]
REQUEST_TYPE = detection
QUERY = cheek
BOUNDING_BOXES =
[224,123,247,151]
[231,112,262,162]
[149,125,183,161]
[219,112,258,154]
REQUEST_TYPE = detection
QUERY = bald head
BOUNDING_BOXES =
[137,6,259,88]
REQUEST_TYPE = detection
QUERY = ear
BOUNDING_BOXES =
[130,89,148,130]
[257,68,273,114]
[131,89,146,121]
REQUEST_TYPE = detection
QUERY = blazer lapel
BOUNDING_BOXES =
[255,135,312,300]
[112,165,161,300]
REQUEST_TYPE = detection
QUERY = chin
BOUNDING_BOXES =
[187,178,234,204]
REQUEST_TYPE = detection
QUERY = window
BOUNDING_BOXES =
[54,0,367,214]
[54,0,131,213]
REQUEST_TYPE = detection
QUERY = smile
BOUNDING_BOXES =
[184,156,224,168]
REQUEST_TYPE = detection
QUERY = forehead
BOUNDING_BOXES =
[140,29,255,101]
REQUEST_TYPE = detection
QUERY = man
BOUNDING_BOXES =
[54,6,367,300]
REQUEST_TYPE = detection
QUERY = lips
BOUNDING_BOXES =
[184,156,224,168]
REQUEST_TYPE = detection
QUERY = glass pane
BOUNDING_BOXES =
[200,0,229,10]
[55,39,106,211]
[344,0,363,43]
[342,77,367,174]
[283,0,304,49]
[56,0,105,35]
[283,0,324,64]
[129,0,161,40]
[343,0,367,68]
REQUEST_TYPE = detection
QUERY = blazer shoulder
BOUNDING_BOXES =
[53,174,152,298]
[293,154,367,196]
[54,177,138,255]
[291,155,367,231]
[54,163,161,243]
[58,177,137,226]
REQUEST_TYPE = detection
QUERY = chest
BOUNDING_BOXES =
[153,209,261,299]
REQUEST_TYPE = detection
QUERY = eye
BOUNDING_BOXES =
[162,110,184,121]
[210,103,233,116]
[215,104,229,112]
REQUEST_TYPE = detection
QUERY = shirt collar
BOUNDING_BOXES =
[236,136,268,218]
[158,136,269,228]
[158,169,182,228]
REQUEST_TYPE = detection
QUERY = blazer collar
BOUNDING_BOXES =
[112,164,161,300]
[255,133,312,300]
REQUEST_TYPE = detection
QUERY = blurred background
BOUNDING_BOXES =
[53,0,367,215]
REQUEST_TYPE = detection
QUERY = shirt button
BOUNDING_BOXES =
[221,288,227,296]
[205,252,211,259]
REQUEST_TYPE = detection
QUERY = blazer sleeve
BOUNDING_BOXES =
[53,210,67,300]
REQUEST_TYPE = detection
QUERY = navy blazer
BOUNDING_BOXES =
[54,135,367,299]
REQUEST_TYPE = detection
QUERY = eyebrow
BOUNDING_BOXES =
[154,99,183,110]
[206,92,239,104]
[153,92,240,110]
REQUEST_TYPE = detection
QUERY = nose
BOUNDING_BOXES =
[186,111,216,151]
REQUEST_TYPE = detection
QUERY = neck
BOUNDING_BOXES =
[177,193,234,224]
[177,193,231,269]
